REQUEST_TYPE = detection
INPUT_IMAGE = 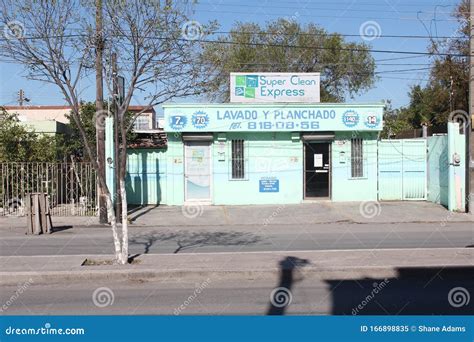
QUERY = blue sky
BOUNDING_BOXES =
[0,0,461,111]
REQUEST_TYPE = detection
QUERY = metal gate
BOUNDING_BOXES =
[378,139,427,201]
[1,162,97,216]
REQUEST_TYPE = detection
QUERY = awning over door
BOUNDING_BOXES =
[301,132,335,141]
[181,133,214,142]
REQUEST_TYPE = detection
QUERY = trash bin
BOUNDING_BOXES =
[26,193,52,235]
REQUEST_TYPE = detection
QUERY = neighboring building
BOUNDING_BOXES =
[3,105,157,133]
[4,105,71,124]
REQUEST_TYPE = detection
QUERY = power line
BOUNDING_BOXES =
[198,3,455,15]
[13,25,468,40]
[211,31,467,40]
[216,0,454,8]
[195,8,459,21]
[1,33,469,57]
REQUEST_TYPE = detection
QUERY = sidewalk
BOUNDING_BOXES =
[1,201,473,230]
[1,248,472,285]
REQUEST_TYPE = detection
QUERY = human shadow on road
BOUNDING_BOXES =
[267,256,309,316]
[129,230,262,255]
[326,266,474,315]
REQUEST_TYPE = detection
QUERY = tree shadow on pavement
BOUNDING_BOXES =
[326,266,474,315]
[50,225,73,233]
[127,205,160,222]
[129,230,262,255]
[267,256,310,316]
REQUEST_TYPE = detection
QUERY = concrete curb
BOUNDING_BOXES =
[1,248,471,285]
[0,266,401,285]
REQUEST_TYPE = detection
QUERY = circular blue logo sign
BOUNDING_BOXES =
[192,111,209,129]
[169,115,187,130]
[342,110,360,128]
[364,114,380,129]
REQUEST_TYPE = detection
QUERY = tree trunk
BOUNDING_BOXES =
[118,179,129,264]
[105,190,122,263]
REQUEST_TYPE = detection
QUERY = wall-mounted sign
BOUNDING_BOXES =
[259,177,279,193]
[230,73,320,103]
[164,105,384,132]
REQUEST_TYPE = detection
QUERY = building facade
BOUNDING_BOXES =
[123,103,384,205]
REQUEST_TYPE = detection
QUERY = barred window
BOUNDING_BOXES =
[231,139,245,179]
[351,138,364,178]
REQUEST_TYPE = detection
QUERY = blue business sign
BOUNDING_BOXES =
[259,178,279,192]
[164,105,383,132]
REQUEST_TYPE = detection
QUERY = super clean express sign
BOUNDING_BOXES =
[230,72,320,103]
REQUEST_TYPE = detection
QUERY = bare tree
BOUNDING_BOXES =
[1,0,214,264]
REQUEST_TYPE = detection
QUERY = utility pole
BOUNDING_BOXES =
[469,0,474,213]
[18,89,24,106]
[17,89,29,106]
[111,52,122,221]
[96,0,107,223]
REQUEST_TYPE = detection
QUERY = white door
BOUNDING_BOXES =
[184,141,212,202]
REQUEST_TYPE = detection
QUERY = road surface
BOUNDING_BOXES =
[1,265,472,315]
[0,222,472,256]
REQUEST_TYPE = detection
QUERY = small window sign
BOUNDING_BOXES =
[314,154,323,167]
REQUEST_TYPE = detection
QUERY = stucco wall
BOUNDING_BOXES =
[211,132,302,205]
[331,132,379,202]
[126,132,381,205]
[427,135,449,206]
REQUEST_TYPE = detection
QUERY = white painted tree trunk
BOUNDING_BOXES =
[105,194,122,262]
[118,179,129,265]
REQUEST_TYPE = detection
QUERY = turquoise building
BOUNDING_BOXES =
[122,103,385,205]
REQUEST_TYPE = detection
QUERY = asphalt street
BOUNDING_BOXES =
[1,266,472,315]
[0,222,472,256]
